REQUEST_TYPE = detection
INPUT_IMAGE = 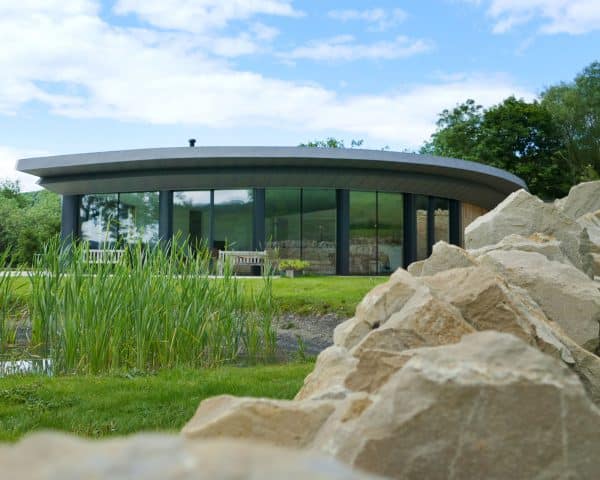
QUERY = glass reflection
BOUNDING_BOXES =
[213,190,253,251]
[173,191,211,248]
[378,193,403,273]
[432,197,450,245]
[349,191,377,274]
[119,192,159,245]
[415,195,429,261]
[302,189,336,274]
[266,189,301,260]
[79,194,119,248]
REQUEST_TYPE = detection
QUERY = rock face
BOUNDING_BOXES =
[0,434,380,480]
[318,333,600,480]
[478,250,600,350]
[556,180,600,219]
[465,189,589,272]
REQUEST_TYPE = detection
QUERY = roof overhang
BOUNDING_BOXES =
[17,146,527,209]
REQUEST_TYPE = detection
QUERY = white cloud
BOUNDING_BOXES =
[466,0,600,34]
[114,0,302,33]
[0,0,533,160]
[282,35,433,62]
[328,8,407,31]
[0,146,45,192]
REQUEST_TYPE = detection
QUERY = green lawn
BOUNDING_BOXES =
[267,276,387,317]
[0,363,313,443]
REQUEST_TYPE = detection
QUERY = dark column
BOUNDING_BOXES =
[336,189,350,275]
[449,199,461,246]
[253,188,266,250]
[158,191,173,246]
[209,190,215,249]
[60,195,80,243]
[403,193,416,268]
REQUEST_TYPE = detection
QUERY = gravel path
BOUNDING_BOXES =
[274,313,348,359]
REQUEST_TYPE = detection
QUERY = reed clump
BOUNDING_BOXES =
[27,239,276,374]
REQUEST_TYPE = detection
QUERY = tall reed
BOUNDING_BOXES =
[28,239,276,374]
[0,250,17,351]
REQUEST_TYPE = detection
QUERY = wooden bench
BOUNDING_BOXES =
[83,249,125,264]
[217,250,266,276]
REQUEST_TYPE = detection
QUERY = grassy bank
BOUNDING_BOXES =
[265,276,387,317]
[0,363,313,442]
[3,275,386,319]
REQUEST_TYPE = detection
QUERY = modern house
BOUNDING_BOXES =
[17,146,526,275]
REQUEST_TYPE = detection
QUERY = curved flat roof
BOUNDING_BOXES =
[17,146,527,209]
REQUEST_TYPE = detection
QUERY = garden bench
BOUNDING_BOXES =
[217,250,266,276]
[83,249,125,264]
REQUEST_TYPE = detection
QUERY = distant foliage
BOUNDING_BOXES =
[299,138,364,148]
[0,180,61,265]
[422,61,599,199]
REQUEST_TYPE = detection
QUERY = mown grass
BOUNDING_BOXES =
[0,363,313,443]
[265,276,387,317]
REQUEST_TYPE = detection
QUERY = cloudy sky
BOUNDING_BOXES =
[1,0,598,190]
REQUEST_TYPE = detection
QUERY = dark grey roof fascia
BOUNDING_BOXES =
[16,146,527,209]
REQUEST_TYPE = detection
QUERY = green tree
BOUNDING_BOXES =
[422,97,570,198]
[541,61,600,181]
[0,181,61,265]
[478,97,571,198]
[420,99,483,161]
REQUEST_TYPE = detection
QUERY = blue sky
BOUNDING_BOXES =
[0,0,598,190]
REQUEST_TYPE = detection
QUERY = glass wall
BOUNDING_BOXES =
[432,197,450,245]
[119,193,160,245]
[213,190,253,251]
[265,189,301,259]
[349,191,403,274]
[80,194,119,248]
[378,193,403,273]
[173,191,211,249]
[415,195,429,261]
[302,189,336,274]
[80,192,158,248]
[349,191,377,274]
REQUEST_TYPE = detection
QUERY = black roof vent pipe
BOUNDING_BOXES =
[188,138,196,147]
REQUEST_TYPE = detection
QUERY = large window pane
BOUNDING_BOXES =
[350,191,377,274]
[214,190,253,251]
[266,189,301,260]
[378,193,403,273]
[119,192,159,245]
[433,197,450,245]
[80,194,119,248]
[415,195,429,261]
[173,191,211,248]
[302,189,336,274]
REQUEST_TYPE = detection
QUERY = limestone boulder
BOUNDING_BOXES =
[295,346,358,400]
[577,209,600,250]
[465,189,589,272]
[0,433,380,480]
[556,180,600,219]
[406,259,424,276]
[318,332,600,480]
[468,233,570,264]
[335,269,427,349]
[479,250,600,350]
[411,241,478,277]
[182,395,336,448]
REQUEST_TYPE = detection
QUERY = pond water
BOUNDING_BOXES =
[0,358,52,377]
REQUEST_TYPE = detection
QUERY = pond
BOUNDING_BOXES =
[0,358,52,377]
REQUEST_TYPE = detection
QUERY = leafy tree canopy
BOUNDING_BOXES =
[422,61,599,199]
